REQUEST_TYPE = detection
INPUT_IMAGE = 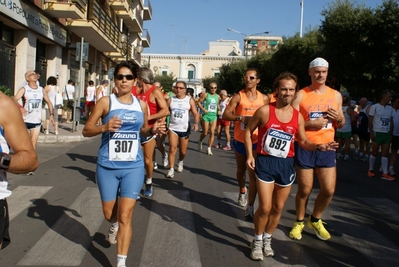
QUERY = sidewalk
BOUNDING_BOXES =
[38,120,87,143]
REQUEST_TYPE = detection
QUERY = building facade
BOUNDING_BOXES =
[0,0,152,98]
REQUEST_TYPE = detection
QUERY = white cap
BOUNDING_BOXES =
[309,57,329,69]
[172,82,176,87]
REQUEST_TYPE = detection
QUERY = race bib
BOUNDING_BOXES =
[263,128,293,158]
[309,111,332,129]
[28,99,41,113]
[379,118,389,130]
[109,131,139,161]
[172,108,185,122]
[208,103,217,112]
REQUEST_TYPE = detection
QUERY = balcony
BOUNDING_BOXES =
[66,1,120,52]
[110,0,137,12]
[141,29,151,48]
[143,0,152,21]
[115,5,143,32]
[43,0,87,19]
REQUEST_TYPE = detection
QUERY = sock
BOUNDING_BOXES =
[146,178,152,185]
[381,157,388,174]
[227,142,230,146]
[254,234,263,241]
[263,232,272,239]
[311,215,320,223]
[240,187,246,194]
[369,155,376,170]
[112,222,119,229]
[389,166,394,170]
[296,219,304,223]
[117,254,127,266]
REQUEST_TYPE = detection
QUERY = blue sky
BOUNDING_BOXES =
[144,0,383,55]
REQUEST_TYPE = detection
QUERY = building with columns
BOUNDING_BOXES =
[0,0,152,99]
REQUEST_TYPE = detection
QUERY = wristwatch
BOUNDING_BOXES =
[236,116,242,121]
[336,118,343,124]
[0,153,11,170]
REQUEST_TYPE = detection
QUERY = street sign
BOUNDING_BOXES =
[76,42,89,61]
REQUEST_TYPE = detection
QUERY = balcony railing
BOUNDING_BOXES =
[143,0,152,20]
[141,29,151,47]
[43,0,87,19]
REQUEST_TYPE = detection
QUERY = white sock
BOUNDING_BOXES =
[389,166,394,170]
[254,234,263,241]
[146,178,152,184]
[381,157,388,174]
[369,155,376,170]
[112,222,119,229]
[117,254,127,266]
[227,142,230,146]
[263,232,272,239]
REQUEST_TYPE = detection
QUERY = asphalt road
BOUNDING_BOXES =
[2,131,399,267]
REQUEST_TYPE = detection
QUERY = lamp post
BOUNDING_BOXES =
[227,28,269,59]
[119,31,130,60]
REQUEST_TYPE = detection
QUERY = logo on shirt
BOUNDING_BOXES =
[268,129,292,141]
[111,132,138,139]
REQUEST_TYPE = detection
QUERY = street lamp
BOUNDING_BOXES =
[227,28,269,59]
[119,31,130,60]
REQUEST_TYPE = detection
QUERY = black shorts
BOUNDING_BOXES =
[358,131,370,142]
[170,129,191,139]
[391,135,399,150]
[255,154,296,187]
[0,199,10,250]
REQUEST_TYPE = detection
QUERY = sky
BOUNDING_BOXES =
[143,0,384,55]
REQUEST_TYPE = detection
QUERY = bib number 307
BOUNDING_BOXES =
[109,131,139,161]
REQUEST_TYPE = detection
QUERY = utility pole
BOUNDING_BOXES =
[300,0,304,38]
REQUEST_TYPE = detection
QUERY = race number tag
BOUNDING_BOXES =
[208,103,217,113]
[172,108,185,122]
[309,111,332,129]
[379,118,389,130]
[109,131,139,161]
[28,99,41,113]
[264,128,293,158]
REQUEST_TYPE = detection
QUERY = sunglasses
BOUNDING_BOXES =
[244,76,257,80]
[175,86,186,90]
[115,74,135,80]
[210,87,217,89]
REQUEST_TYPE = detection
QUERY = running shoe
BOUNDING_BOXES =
[336,154,343,160]
[166,168,175,178]
[214,143,222,148]
[381,173,396,181]
[289,221,304,240]
[343,155,351,161]
[45,129,49,135]
[108,225,118,245]
[162,153,169,168]
[207,147,213,155]
[263,237,274,257]
[197,141,202,151]
[367,170,375,177]
[388,168,396,176]
[361,154,369,161]
[177,161,184,173]
[238,188,247,207]
[27,172,34,176]
[244,205,254,218]
[143,184,153,197]
[306,216,331,240]
[153,162,158,170]
[222,145,232,151]
[379,166,383,172]
[250,239,264,261]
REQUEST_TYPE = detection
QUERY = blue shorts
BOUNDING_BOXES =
[96,165,144,201]
[25,123,41,130]
[170,129,191,139]
[294,142,336,169]
[255,155,296,187]
[234,140,257,156]
[140,134,156,145]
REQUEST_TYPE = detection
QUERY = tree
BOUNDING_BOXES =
[154,73,176,92]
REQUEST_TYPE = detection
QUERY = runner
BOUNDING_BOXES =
[215,89,232,150]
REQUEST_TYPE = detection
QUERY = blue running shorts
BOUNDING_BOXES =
[234,140,257,156]
[255,155,296,187]
[96,165,144,201]
[294,142,336,169]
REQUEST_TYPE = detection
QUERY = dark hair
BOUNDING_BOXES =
[46,76,57,86]
[113,61,139,78]
[88,80,94,86]
[273,72,299,92]
[175,81,187,89]
[381,89,391,99]
[68,79,73,84]
[246,68,261,79]
[137,67,154,84]
[392,94,399,102]
[342,95,351,105]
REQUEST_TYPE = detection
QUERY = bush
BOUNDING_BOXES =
[0,85,11,96]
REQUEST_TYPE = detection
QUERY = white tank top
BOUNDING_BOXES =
[218,98,229,119]
[0,125,11,199]
[86,86,96,102]
[169,95,191,132]
[337,106,352,132]
[45,85,58,109]
[23,85,43,124]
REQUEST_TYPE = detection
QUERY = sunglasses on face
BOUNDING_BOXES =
[210,87,217,89]
[115,74,135,80]
[175,86,186,90]
[244,76,257,80]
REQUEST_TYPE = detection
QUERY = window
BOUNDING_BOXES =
[162,70,167,76]
[188,70,194,79]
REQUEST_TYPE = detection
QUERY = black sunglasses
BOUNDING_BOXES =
[115,74,135,80]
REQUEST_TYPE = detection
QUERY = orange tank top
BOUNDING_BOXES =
[299,86,337,143]
[234,89,264,143]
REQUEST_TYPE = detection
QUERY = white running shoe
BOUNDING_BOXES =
[177,161,184,173]
[162,153,169,168]
[197,141,202,151]
[263,237,274,257]
[153,162,158,170]
[108,225,118,245]
[388,168,396,176]
[244,205,254,218]
[207,147,213,155]
[250,239,263,261]
[167,168,175,178]
[238,188,247,207]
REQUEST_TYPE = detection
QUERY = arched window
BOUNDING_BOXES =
[187,64,195,80]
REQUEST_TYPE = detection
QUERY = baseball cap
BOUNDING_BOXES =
[309,57,329,69]
[102,80,109,84]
